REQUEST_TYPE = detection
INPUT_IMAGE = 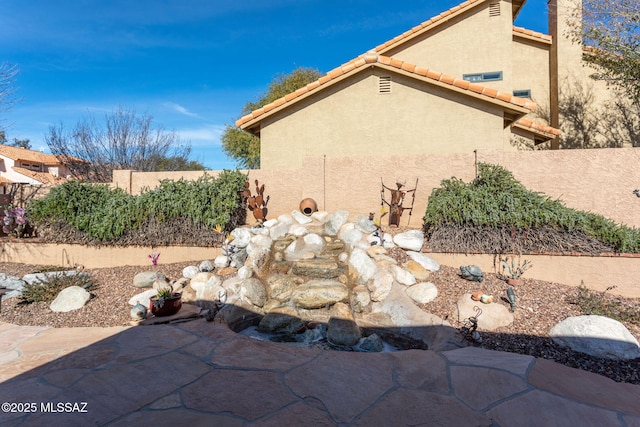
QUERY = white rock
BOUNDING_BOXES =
[291,210,312,224]
[311,211,329,222]
[50,286,91,313]
[382,233,395,249]
[240,278,267,307]
[303,233,326,254]
[348,248,378,284]
[182,266,199,279]
[129,289,158,306]
[406,251,440,272]
[277,214,294,225]
[391,265,416,286]
[214,255,229,268]
[340,228,364,250]
[456,293,513,331]
[355,216,378,234]
[132,271,167,288]
[324,210,349,236]
[550,315,640,360]
[262,218,278,228]
[189,272,216,293]
[406,282,438,304]
[230,227,252,248]
[368,270,394,302]
[269,221,289,240]
[237,266,253,280]
[393,230,424,251]
[288,223,309,236]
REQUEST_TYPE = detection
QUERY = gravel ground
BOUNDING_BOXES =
[1,258,639,385]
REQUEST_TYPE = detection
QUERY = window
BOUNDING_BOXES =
[462,71,503,82]
[379,76,391,94]
[513,89,532,99]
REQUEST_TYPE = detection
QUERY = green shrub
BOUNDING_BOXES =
[20,272,95,304]
[423,163,640,253]
[27,170,248,242]
[567,286,640,326]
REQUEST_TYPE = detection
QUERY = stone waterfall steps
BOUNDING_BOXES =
[199,209,465,352]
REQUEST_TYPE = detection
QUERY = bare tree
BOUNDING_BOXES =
[0,62,19,130]
[46,106,193,182]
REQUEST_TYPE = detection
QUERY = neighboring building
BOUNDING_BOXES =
[0,144,83,186]
[237,0,608,169]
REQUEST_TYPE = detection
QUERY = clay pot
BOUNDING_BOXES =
[299,198,318,216]
[507,278,524,286]
[150,293,182,317]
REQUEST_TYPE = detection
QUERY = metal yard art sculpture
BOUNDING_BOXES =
[380,179,418,227]
[242,179,269,224]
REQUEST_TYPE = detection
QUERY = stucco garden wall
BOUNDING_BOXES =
[112,147,640,230]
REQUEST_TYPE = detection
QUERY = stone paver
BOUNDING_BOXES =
[0,319,638,426]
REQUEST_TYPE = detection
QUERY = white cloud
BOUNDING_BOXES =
[162,102,202,119]
[176,125,224,146]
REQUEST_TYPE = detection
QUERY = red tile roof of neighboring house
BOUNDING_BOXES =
[0,145,61,165]
[512,26,552,44]
[237,53,536,128]
[11,167,66,185]
[514,118,562,142]
[0,176,12,185]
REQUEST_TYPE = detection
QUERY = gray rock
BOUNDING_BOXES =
[456,293,513,331]
[550,315,640,360]
[350,285,371,313]
[357,334,384,352]
[292,279,349,309]
[393,230,424,251]
[240,278,267,307]
[258,306,305,334]
[132,271,167,288]
[324,210,349,236]
[327,303,361,346]
[0,273,26,299]
[355,216,378,234]
[406,282,438,304]
[50,286,91,312]
[265,274,298,302]
[245,234,273,277]
[406,251,440,272]
[348,248,378,284]
[182,265,199,279]
[199,260,214,272]
[23,270,85,286]
[339,226,364,250]
[230,227,252,248]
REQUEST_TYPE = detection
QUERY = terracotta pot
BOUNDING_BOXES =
[507,278,524,286]
[299,198,318,216]
[150,293,182,317]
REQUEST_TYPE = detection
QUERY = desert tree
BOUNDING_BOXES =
[46,106,193,182]
[221,67,323,169]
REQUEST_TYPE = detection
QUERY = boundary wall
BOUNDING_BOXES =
[112,147,640,228]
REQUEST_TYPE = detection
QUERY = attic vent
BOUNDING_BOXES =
[379,76,392,94]
[489,2,500,17]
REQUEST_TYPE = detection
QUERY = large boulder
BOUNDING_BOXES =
[50,286,91,312]
[327,303,361,346]
[291,280,349,309]
[132,271,167,289]
[406,282,438,304]
[393,230,424,252]
[550,315,640,360]
[456,293,513,331]
[406,251,440,272]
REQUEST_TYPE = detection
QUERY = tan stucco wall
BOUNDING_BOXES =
[512,37,550,107]
[260,69,507,170]
[112,147,640,230]
[384,0,514,91]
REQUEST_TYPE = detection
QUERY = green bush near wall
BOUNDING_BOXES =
[27,170,248,242]
[423,163,640,253]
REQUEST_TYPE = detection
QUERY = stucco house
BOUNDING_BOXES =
[0,144,80,186]
[237,0,602,169]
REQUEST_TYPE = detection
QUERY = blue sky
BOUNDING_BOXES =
[1,0,549,170]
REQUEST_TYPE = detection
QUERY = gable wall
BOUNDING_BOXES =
[383,1,514,91]
[259,69,509,170]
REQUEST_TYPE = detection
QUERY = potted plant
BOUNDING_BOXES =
[149,287,182,317]
[500,256,532,286]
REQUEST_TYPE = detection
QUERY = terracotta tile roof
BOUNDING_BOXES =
[0,145,62,165]
[0,176,12,185]
[237,54,536,128]
[512,26,552,44]
[11,167,66,185]
[514,118,561,140]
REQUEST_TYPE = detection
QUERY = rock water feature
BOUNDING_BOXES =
[190,209,467,352]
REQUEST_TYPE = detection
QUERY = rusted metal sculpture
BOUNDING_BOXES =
[242,179,269,224]
[380,179,417,227]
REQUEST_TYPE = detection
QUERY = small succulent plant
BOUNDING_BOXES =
[501,256,532,279]
[152,287,173,308]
